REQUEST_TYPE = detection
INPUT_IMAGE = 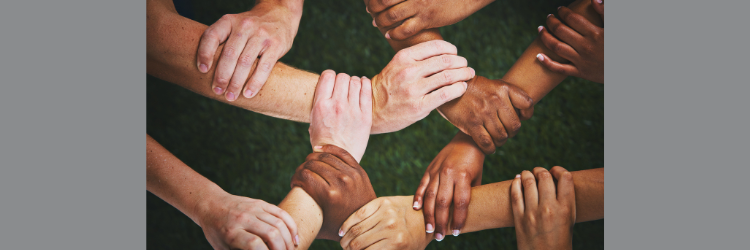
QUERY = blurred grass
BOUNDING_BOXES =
[147,0,603,249]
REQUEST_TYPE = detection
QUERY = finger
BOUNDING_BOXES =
[348,76,362,105]
[471,169,483,187]
[592,0,604,19]
[360,77,373,115]
[340,201,381,247]
[545,14,585,54]
[518,106,535,121]
[520,170,538,212]
[341,219,385,250]
[228,230,269,250]
[536,53,581,76]
[467,124,496,155]
[367,0,405,13]
[550,166,575,205]
[422,81,468,112]
[229,37,263,99]
[496,89,523,139]
[398,40,457,62]
[413,171,431,210]
[433,176,454,241]
[372,19,377,27]
[389,17,427,41]
[332,73,351,101]
[558,6,600,38]
[510,174,525,221]
[262,204,300,246]
[244,48,279,98]
[421,66,474,94]
[214,28,252,101]
[506,84,534,110]
[319,144,359,168]
[451,176,471,236]
[539,26,578,60]
[374,2,417,30]
[198,16,232,75]
[244,218,284,250]
[422,174,440,234]
[417,54,469,78]
[533,167,556,205]
[484,111,509,149]
[314,70,337,103]
[256,212,295,250]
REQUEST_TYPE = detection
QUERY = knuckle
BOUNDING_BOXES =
[349,238,364,250]
[239,54,255,67]
[394,49,410,61]
[436,197,451,209]
[522,178,536,189]
[350,224,364,236]
[386,10,400,22]
[385,218,398,229]
[562,171,573,182]
[441,55,452,66]
[442,71,453,83]
[239,18,255,28]
[222,46,237,57]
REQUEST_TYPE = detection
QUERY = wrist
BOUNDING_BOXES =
[369,74,387,134]
[191,184,228,228]
[258,0,304,18]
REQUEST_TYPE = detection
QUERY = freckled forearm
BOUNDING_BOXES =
[278,187,324,249]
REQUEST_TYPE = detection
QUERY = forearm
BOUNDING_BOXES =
[147,0,317,122]
[278,187,324,249]
[403,168,604,245]
[146,134,225,225]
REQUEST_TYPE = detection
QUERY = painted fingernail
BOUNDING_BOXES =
[436,233,444,241]
[244,89,254,98]
[598,0,603,3]
[339,229,344,237]
[199,63,208,73]
[558,6,562,10]
[213,87,223,95]
[385,31,391,39]
[536,53,545,62]
[295,235,300,245]
[226,91,236,101]
[547,14,553,18]
[366,6,370,13]
[413,201,419,209]
[372,20,377,27]
[452,229,460,236]
[538,25,543,33]
[426,223,434,233]
[516,174,521,178]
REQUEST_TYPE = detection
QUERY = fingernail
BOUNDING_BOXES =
[598,0,603,3]
[547,14,553,18]
[516,174,521,178]
[558,6,562,10]
[452,229,460,236]
[536,53,545,62]
[199,63,208,73]
[537,25,543,33]
[413,201,419,209]
[385,32,391,39]
[339,229,344,237]
[372,20,377,27]
[314,145,323,150]
[436,233,444,241]
[366,6,370,13]
[226,91,236,101]
[244,89,254,98]
[213,87,223,95]
[294,235,300,245]
[426,223,434,233]
[470,68,476,77]
[462,82,468,90]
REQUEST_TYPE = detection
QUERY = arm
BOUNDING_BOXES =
[277,187,324,250]
[147,134,300,250]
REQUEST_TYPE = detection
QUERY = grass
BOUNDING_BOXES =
[147,0,603,249]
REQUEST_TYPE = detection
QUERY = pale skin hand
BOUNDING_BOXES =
[147,0,470,134]
[512,167,576,250]
[277,187,324,250]
[309,70,372,162]
[537,0,604,83]
[339,168,603,250]
[197,0,304,101]
[147,135,299,250]
[365,0,494,40]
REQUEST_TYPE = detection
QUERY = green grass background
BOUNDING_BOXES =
[147,0,603,249]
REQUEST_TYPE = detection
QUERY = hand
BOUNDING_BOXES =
[437,76,534,154]
[511,166,576,250]
[339,197,426,250]
[197,1,302,101]
[537,1,603,83]
[309,70,372,162]
[290,145,377,241]
[197,192,299,250]
[370,40,475,134]
[364,0,492,40]
[413,131,484,241]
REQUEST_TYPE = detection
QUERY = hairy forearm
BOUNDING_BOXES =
[146,134,225,224]
[402,168,603,245]
[278,187,324,249]
[147,0,317,122]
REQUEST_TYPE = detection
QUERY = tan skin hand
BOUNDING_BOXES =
[538,0,604,83]
[339,197,427,250]
[197,0,302,101]
[290,145,377,241]
[437,76,535,154]
[413,131,484,240]
[365,0,495,40]
[511,166,576,250]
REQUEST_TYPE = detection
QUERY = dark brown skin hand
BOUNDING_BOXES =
[538,0,604,83]
[437,76,535,154]
[413,131,484,241]
[511,166,576,250]
[290,145,376,241]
